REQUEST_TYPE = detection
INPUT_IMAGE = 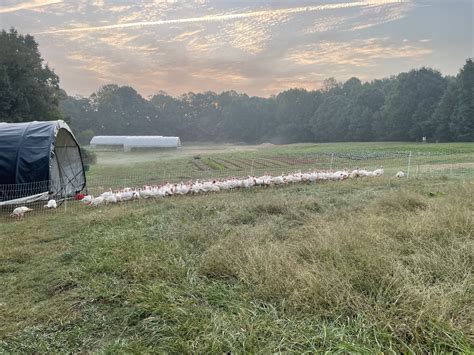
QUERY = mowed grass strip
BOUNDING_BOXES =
[0,177,473,353]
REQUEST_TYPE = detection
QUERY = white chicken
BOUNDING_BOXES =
[43,199,57,209]
[373,168,384,176]
[120,191,134,201]
[307,172,317,182]
[285,174,297,183]
[10,206,33,218]
[201,181,213,193]
[330,171,347,180]
[81,195,93,204]
[105,194,118,204]
[139,188,152,199]
[350,169,361,178]
[100,190,113,198]
[273,175,285,185]
[395,171,405,178]
[210,181,220,192]
[114,192,123,202]
[191,182,202,194]
[176,183,189,195]
[90,196,105,207]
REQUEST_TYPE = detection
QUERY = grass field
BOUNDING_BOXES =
[85,142,474,193]
[1,142,473,352]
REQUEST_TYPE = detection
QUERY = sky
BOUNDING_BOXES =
[0,0,472,97]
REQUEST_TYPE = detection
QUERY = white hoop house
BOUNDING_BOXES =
[90,136,128,147]
[90,136,181,151]
[123,136,181,151]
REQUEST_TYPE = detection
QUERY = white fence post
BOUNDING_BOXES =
[330,153,334,170]
[407,151,412,179]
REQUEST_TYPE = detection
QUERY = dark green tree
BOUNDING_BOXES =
[90,84,160,135]
[382,68,447,141]
[432,78,459,141]
[0,28,64,122]
[450,59,474,141]
[274,89,322,143]
[312,95,351,142]
[58,59,471,144]
[60,96,97,144]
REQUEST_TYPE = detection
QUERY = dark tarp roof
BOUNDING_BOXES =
[0,120,86,202]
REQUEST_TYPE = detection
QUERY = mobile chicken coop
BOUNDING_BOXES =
[0,120,86,204]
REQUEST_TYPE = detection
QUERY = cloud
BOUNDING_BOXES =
[349,2,414,31]
[285,38,432,68]
[8,0,438,97]
[173,29,205,42]
[304,15,349,34]
[259,73,327,96]
[0,0,62,13]
[34,1,407,35]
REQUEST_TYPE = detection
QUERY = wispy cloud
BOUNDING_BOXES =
[34,1,406,35]
[0,0,62,13]
[285,38,432,68]
[349,2,414,31]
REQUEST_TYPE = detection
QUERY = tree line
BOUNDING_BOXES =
[1,28,473,144]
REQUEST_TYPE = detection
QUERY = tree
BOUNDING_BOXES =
[344,79,383,141]
[382,68,447,141]
[450,59,474,141]
[342,77,362,98]
[150,92,191,139]
[57,56,471,144]
[432,78,459,141]
[312,95,351,142]
[321,77,342,93]
[273,89,322,143]
[0,28,64,122]
[90,84,160,135]
[60,96,96,137]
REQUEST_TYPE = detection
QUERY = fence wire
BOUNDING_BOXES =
[1,151,472,221]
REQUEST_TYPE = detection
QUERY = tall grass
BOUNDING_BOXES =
[200,185,473,352]
[1,177,472,352]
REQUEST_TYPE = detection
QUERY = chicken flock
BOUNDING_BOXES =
[10,168,405,218]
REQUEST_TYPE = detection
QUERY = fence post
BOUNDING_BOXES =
[250,159,254,177]
[407,151,412,178]
[330,153,334,171]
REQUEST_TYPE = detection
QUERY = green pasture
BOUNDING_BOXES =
[1,142,473,352]
[84,142,474,194]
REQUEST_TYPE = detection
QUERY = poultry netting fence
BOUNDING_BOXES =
[1,151,472,221]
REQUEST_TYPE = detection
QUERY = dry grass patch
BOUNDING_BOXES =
[200,184,473,351]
